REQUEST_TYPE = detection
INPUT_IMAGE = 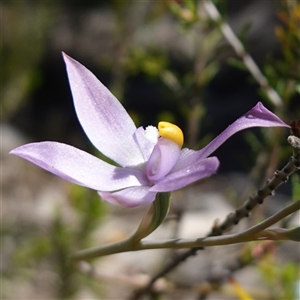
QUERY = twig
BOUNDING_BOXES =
[202,0,284,108]
[210,153,300,236]
[73,200,299,261]
[128,202,299,300]
[72,147,300,261]
[130,149,300,299]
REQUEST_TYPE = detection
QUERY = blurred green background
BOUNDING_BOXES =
[2,0,299,299]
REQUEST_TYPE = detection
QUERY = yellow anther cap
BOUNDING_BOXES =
[158,121,184,147]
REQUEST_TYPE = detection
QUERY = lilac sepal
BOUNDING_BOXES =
[10,142,148,191]
[99,186,157,208]
[63,53,144,168]
[171,102,290,172]
[150,157,220,192]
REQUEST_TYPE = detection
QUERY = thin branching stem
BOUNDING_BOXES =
[129,149,299,299]
[210,150,300,236]
[202,0,284,107]
[72,200,299,261]
[72,151,299,265]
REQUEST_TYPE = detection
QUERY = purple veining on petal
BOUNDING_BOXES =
[99,186,156,208]
[146,138,181,182]
[10,142,148,191]
[150,157,220,192]
[63,53,144,168]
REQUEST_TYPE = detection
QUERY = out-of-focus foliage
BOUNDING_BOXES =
[69,185,107,247]
[2,1,57,120]
[125,48,168,78]
[168,0,198,26]
[291,173,300,201]
[2,0,299,299]
[264,1,300,107]
[2,186,106,299]
[259,254,299,300]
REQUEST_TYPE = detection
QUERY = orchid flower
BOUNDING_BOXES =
[10,53,290,208]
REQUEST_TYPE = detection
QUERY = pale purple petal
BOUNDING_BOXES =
[198,102,289,159]
[146,138,181,182]
[170,148,198,173]
[63,53,144,167]
[10,142,148,191]
[133,126,157,162]
[171,102,290,171]
[150,157,220,192]
[99,186,156,207]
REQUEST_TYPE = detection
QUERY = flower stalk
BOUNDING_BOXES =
[72,200,299,261]
[130,192,171,242]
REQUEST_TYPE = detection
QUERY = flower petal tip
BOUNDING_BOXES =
[9,146,26,156]
[246,102,290,128]
[62,51,70,61]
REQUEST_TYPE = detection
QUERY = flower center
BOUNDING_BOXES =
[158,121,184,147]
[145,122,184,183]
[144,125,159,143]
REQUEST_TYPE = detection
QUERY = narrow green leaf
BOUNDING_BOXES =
[130,192,171,243]
[227,58,248,71]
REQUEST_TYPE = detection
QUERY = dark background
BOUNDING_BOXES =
[3,0,299,171]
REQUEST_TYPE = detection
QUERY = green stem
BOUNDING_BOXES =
[202,0,283,107]
[72,200,299,261]
[130,192,170,242]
